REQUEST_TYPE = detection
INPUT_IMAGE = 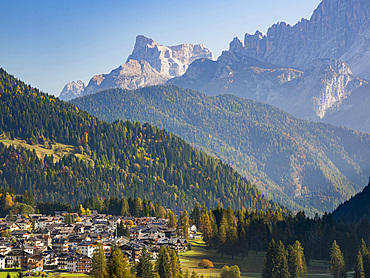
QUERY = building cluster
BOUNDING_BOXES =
[0,211,192,273]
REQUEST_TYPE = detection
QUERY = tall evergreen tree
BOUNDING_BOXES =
[107,247,131,278]
[330,240,346,278]
[136,248,153,278]
[355,250,365,278]
[293,241,307,278]
[169,248,182,278]
[273,241,290,278]
[287,245,299,278]
[91,244,107,278]
[168,211,177,229]
[156,246,171,278]
[262,240,277,278]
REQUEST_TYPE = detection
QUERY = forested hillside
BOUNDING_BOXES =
[71,85,370,215]
[332,179,370,224]
[0,68,286,213]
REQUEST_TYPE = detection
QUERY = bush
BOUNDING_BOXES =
[198,259,214,269]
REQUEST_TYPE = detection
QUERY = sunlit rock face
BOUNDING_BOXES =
[240,0,370,80]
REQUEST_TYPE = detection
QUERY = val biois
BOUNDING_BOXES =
[0,68,286,213]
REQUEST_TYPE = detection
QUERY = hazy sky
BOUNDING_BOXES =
[0,0,322,96]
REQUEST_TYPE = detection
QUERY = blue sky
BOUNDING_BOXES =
[0,0,322,96]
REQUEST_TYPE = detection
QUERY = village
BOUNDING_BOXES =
[0,210,194,274]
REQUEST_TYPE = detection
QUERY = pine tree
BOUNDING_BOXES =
[359,239,368,256]
[190,202,201,227]
[262,239,276,278]
[136,248,153,278]
[156,246,171,278]
[287,245,299,278]
[293,241,307,278]
[330,240,346,278]
[107,247,131,278]
[355,250,365,278]
[274,241,290,278]
[191,270,199,278]
[168,211,176,229]
[199,213,212,244]
[169,248,182,278]
[91,244,107,278]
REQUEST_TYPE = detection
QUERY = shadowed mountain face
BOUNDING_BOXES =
[332,179,370,224]
[71,85,370,216]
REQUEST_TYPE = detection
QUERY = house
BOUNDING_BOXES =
[0,255,5,269]
[10,230,30,240]
[5,250,30,268]
[77,241,98,258]
[15,219,33,231]
[21,254,43,272]
[65,253,92,273]
[52,238,69,253]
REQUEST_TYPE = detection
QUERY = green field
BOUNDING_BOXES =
[0,134,92,163]
[0,269,88,277]
[179,238,330,277]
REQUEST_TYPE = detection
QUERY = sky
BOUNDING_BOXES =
[0,0,322,96]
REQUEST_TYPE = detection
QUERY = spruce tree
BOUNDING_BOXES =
[107,247,131,278]
[262,239,276,278]
[274,241,290,278]
[136,248,153,278]
[355,250,365,278]
[359,239,368,256]
[91,244,107,278]
[168,211,176,229]
[330,240,346,278]
[169,248,182,278]
[287,245,299,278]
[156,246,171,278]
[293,241,307,278]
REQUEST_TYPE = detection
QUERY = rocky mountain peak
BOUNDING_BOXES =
[127,35,213,77]
[238,0,370,79]
[229,37,243,52]
[59,80,86,101]
[82,60,169,97]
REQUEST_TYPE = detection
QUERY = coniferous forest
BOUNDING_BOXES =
[70,85,370,215]
[0,68,287,214]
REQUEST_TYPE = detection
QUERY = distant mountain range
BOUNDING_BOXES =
[60,0,370,134]
[59,36,213,101]
[70,85,370,216]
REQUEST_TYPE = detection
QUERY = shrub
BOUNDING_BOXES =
[198,259,214,269]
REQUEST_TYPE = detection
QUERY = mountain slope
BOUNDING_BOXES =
[168,52,369,132]
[71,85,370,215]
[0,68,285,213]
[332,179,370,223]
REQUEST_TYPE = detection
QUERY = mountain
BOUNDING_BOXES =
[127,35,214,77]
[168,49,369,133]
[59,80,86,101]
[70,85,370,215]
[332,179,370,224]
[59,35,213,101]
[0,68,286,213]
[239,0,370,80]
[82,60,169,96]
